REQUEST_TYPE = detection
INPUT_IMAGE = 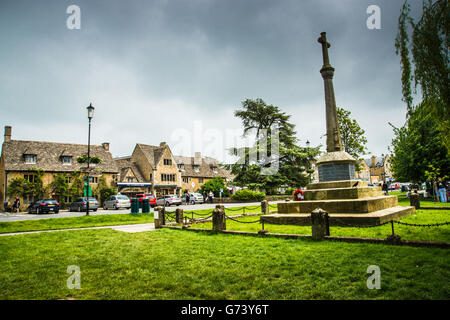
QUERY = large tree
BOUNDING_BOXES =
[337,107,368,159]
[395,0,449,149]
[389,101,450,183]
[230,98,320,192]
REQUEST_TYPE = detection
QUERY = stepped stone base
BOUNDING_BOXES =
[262,206,415,226]
[278,196,398,214]
[304,186,382,200]
[307,180,368,190]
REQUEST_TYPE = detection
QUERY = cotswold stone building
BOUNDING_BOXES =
[0,126,119,208]
[115,142,181,197]
[364,154,392,184]
[174,152,234,193]
[115,144,234,197]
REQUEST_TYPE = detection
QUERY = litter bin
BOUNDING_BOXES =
[142,198,150,213]
[131,198,139,214]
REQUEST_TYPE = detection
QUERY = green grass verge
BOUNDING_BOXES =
[0,213,154,234]
[397,196,450,207]
[193,209,450,243]
[0,205,263,234]
[0,228,448,299]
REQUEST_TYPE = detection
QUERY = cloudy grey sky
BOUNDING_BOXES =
[0,0,423,163]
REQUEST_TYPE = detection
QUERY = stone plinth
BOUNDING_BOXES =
[278,196,399,214]
[262,206,415,227]
[304,186,382,200]
[316,151,357,182]
[307,180,368,190]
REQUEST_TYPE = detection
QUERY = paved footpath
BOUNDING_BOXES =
[0,223,155,237]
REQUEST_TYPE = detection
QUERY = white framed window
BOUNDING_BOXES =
[212,167,218,173]
[193,165,200,173]
[62,156,72,165]
[24,154,36,164]
[127,177,134,183]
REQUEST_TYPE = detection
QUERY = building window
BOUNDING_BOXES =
[183,177,189,183]
[164,159,172,166]
[62,156,72,165]
[65,176,72,184]
[24,174,37,183]
[127,177,134,183]
[89,177,98,184]
[161,174,176,182]
[150,173,152,180]
[199,178,204,183]
[24,154,36,164]
[193,165,200,173]
[178,164,185,170]
[212,167,218,173]
[64,196,72,203]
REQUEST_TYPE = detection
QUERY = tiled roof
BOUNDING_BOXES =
[136,144,166,168]
[2,140,118,173]
[174,155,234,180]
[114,156,145,182]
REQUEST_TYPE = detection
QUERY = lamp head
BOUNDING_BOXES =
[87,103,95,119]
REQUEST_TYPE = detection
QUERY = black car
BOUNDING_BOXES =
[69,197,99,212]
[27,199,60,214]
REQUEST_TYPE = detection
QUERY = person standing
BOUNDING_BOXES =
[12,196,20,213]
[208,191,213,204]
[382,181,389,196]
[186,192,190,205]
[4,198,8,212]
[203,191,207,203]
[437,179,447,203]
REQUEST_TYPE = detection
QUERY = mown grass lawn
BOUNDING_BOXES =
[0,213,155,234]
[0,228,448,300]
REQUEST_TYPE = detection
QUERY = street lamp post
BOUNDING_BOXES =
[86,103,95,216]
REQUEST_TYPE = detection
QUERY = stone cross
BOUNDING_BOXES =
[317,32,343,153]
[318,32,331,68]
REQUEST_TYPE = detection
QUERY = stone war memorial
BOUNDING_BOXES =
[262,32,415,227]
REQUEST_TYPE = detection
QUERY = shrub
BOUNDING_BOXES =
[285,188,296,195]
[231,189,266,202]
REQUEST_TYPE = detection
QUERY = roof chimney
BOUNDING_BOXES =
[195,152,201,159]
[160,142,167,147]
[102,142,110,151]
[371,155,376,168]
[4,126,11,142]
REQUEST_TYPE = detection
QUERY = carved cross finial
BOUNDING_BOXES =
[318,32,331,67]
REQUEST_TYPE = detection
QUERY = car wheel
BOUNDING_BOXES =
[28,207,32,214]
[55,210,59,214]
[103,204,107,210]
[93,209,97,212]
[166,202,170,207]
[114,204,118,210]
[191,201,195,205]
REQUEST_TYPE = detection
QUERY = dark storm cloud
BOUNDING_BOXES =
[0,0,423,160]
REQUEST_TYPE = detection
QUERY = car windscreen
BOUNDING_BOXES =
[117,196,129,200]
[43,199,57,204]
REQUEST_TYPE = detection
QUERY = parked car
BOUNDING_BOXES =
[156,195,182,206]
[27,199,59,214]
[136,193,157,207]
[103,194,131,210]
[182,193,204,204]
[69,197,99,212]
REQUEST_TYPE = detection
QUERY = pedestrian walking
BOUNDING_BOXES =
[12,196,20,213]
[203,191,207,203]
[437,179,447,203]
[186,192,190,205]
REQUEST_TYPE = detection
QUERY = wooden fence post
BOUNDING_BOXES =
[311,208,329,240]
[175,208,183,224]
[212,205,226,232]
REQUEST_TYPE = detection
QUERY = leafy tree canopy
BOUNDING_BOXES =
[389,101,450,183]
[337,107,368,160]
